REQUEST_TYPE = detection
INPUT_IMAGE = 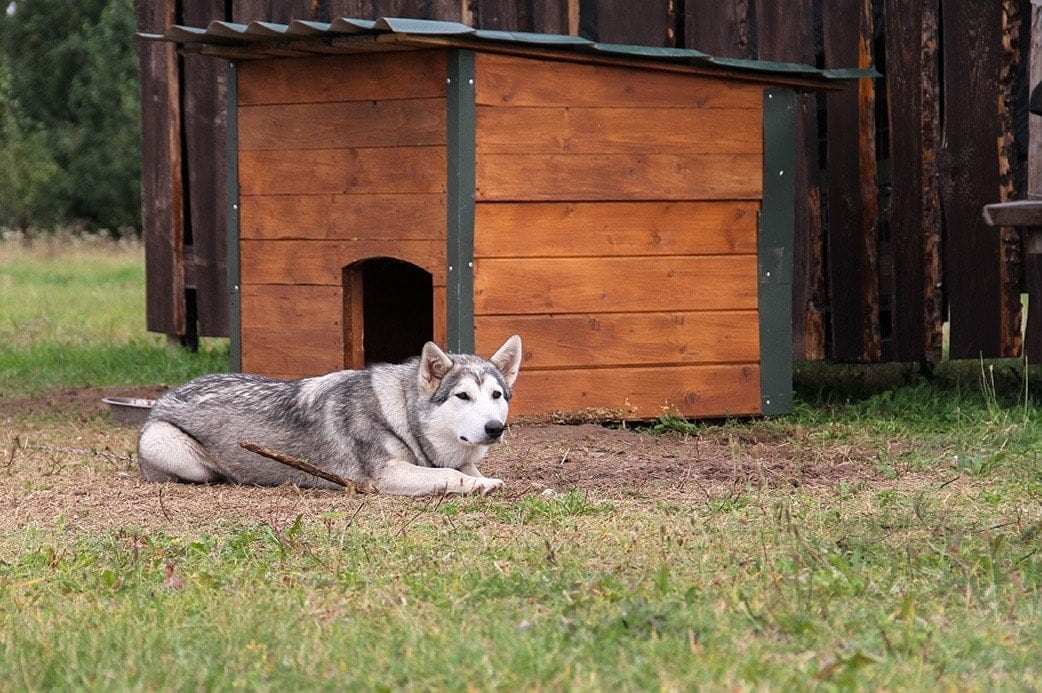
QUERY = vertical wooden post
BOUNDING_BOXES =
[225,61,241,372]
[1024,3,1042,363]
[135,0,185,341]
[756,0,825,360]
[884,0,943,362]
[823,0,881,362]
[761,88,797,415]
[342,265,365,369]
[941,0,1023,359]
[446,49,476,354]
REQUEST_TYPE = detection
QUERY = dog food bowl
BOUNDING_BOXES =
[102,397,155,426]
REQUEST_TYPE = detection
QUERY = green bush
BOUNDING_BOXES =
[0,0,140,234]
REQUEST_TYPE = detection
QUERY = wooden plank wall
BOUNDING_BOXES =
[471,53,764,419]
[236,51,447,378]
[138,0,1031,365]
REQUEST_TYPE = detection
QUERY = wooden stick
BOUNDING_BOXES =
[239,441,376,494]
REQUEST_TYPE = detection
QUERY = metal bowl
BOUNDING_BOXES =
[101,397,155,426]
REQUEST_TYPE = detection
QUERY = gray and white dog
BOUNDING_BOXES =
[137,335,522,496]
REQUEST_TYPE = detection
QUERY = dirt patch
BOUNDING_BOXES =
[0,384,169,422]
[1,385,893,535]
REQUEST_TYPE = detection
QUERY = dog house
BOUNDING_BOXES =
[143,18,864,420]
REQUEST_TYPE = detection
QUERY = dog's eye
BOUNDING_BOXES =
[455,392,470,401]
[492,391,502,400]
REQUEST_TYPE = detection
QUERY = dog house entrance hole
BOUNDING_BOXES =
[343,258,433,368]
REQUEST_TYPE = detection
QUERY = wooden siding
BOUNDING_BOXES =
[472,52,764,418]
[474,54,762,203]
[141,1,1030,367]
[505,365,762,420]
[237,52,447,376]
[240,284,345,378]
[474,52,763,109]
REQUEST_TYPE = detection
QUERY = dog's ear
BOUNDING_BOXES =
[490,335,523,387]
[418,341,454,394]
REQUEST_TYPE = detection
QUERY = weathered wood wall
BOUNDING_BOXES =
[136,0,1032,364]
[471,53,763,418]
[235,51,448,377]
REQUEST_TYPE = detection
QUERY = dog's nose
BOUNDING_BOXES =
[485,420,505,439]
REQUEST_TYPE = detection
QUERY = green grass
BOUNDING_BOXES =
[2,491,1042,688]
[4,235,1042,688]
[0,235,227,394]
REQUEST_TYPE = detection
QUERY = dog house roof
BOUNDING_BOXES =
[139,16,872,88]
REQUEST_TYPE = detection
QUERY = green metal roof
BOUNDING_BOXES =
[139,16,874,87]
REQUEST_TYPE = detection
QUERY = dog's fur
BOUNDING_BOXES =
[136,336,522,496]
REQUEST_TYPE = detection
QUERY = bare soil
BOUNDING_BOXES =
[0,385,904,535]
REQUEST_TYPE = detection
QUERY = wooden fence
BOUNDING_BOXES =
[135,0,1034,363]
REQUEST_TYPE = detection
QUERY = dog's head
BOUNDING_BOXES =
[419,335,522,447]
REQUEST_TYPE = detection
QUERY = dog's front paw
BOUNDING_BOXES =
[470,476,503,496]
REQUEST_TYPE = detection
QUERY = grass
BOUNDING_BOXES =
[0,233,227,395]
[3,234,1042,688]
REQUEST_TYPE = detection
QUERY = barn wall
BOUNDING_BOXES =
[236,50,448,378]
[470,53,764,418]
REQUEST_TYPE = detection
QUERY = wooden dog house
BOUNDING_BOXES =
[145,18,864,420]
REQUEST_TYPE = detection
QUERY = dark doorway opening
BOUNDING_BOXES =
[343,258,433,368]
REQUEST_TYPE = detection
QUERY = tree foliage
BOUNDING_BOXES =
[0,0,141,234]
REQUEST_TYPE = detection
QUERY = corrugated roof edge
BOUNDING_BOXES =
[137,16,879,84]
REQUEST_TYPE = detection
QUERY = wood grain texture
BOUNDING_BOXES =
[473,201,758,257]
[135,0,184,337]
[1026,4,1042,364]
[475,311,760,367]
[239,98,446,151]
[240,284,345,375]
[239,147,446,196]
[237,50,446,105]
[823,0,881,362]
[941,0,1021,359]
[241,335,345,378]
[328,0,463,22]
[241,239,447,285]
[684,0,753,57]
[884,0,943,362]
[588,0,673,46]
[182,52,228,337]
[473,256,757,314]
[474,52,763,109]
[475,106,762,155]
[509,364,762,419]
[343,266,365,369]
[475,153,762,201]
[240,193,447,241]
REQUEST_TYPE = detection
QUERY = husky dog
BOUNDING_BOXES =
[136,336,522,496]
